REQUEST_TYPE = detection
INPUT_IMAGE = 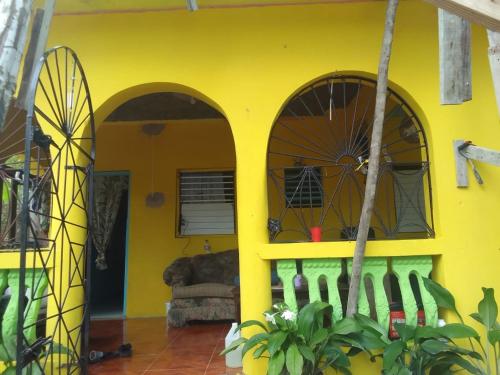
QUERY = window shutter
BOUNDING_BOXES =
[179,171,235,235]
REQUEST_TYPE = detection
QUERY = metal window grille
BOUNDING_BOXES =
[393,165,427,233]
[179,171,235,235]
[284,167,323,208]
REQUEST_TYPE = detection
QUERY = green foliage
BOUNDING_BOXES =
[221,301,369,375]
[353,315,484,375]
[423,278,500,375]
[222,282,500,375]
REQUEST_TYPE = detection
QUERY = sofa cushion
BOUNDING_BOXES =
[172,283,235,299]
[163,257,192,286]
[190,249,238,285]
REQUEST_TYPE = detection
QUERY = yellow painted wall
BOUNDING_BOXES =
[46,1,500,373]
[95,119,237,317]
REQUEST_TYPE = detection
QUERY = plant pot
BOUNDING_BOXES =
[310,226,322,242]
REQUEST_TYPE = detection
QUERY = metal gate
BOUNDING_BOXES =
[0,46,95,374]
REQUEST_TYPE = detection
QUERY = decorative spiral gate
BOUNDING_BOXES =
[0,46,95,374]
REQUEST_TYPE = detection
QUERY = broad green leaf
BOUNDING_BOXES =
[394,324,415,342]
[332,318,360,335]
[268,350,285,375]
[220,337,247,355]
[238,319,269,333]
[354,313,389,339]
[285,344,303,375]
[469,313,485,326]
[241,333,269,358]
[298,344,315,364]
[297,301,330,340]
[310,328,328,347]
[273,314,287,330]
[478,288,498,329]
[297,303,317,339]
[451,354,483,374]
[421,339,449,354]
[324,346,350,368]
[267,331,287,357]
[487,329,500,345]
[357,330,388,350]
[423,278,461,319]
[383,340,405,370]
[415,325,438,341]
[430,352,482,375]
[331,333,366,351]
[253,344,267,359]
[438,323,480,339]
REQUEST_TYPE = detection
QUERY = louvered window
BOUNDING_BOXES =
[284,167,323,208]
[178,171,235,235]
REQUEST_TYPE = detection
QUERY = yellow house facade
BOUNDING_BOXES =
[2,0,500,373]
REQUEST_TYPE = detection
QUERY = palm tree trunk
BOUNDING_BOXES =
[0,0,33,130]
[346,0,400,317]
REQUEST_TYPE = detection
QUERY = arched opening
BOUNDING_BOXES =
[91,89,238,322]
[267,75,434,243]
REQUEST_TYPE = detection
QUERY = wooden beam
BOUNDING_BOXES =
[454,140,469,187]
[424,0,500,32]
[439,10,471,104]
[488,30,500,117]
[17,0,55,110]
[0,0,34,131]
[186,0,198,11]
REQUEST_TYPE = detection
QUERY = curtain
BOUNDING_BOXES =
[93,175,128,271]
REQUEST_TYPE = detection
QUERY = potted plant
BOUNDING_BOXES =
[221,301,369,375]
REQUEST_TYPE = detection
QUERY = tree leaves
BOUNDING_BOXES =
[383,340,405,370]
[285,344,303,375]
[394,323,414,342]
[423,277,462,320]
[298,344,315,364]
[266,331,287,357]
[241,333,269,358]
[437,323,480,340]
[478,288,498,329]
[310,328,328,347]
[487,329,500,345]
[220,337,247,355]
[237,319,269,333]
[268,350,285,375]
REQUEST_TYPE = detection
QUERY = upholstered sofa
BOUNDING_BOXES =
[162,249,239,327]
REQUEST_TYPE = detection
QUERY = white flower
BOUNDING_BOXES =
[281,310,296,321]
[264,312,276,325]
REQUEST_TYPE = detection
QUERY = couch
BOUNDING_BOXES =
[162,249,239,327]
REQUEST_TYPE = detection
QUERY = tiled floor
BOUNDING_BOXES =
[89,318,244,375]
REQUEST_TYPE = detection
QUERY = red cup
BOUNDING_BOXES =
[310,226,322,242]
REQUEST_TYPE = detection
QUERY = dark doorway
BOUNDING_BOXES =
[90,182,129,318]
